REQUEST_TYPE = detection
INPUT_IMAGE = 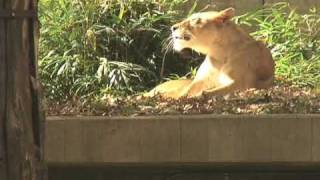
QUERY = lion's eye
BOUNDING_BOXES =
[190,18,202,26]
[195,18,202,24]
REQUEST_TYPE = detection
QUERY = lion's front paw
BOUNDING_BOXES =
[184,91,203,99]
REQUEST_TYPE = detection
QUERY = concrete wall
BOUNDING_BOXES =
[46,115,320,166]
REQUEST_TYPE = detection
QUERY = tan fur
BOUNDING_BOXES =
[146,8,275,99]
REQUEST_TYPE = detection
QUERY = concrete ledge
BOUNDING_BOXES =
[45,114,320,165]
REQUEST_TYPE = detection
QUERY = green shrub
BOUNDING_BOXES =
[40,1,320,102]
[235,3,320,88]
[39,0,191,100]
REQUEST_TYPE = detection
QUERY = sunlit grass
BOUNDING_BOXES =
[39,1,320,103]
[235,2,320,88]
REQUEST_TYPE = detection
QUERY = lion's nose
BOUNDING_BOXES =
[171,25,178,32]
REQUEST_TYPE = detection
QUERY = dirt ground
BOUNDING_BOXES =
[46,84,320,116]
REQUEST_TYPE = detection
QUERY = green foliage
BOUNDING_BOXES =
[40,1,320,103]
[234,3,320,87]
[39,0,190,100]
[164,66,198,81]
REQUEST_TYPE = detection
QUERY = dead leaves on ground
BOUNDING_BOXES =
[47,85,320,116]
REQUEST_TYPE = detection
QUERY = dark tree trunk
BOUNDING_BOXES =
[0,0,46,180]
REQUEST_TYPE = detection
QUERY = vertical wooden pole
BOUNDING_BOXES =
[0,0,7,178]
[0,0,45,179]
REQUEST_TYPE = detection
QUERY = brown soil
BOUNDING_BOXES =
[46,85,320,116]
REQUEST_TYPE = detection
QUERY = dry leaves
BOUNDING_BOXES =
[47,85,320,116]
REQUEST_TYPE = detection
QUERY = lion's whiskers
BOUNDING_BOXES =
[160,35,174,80]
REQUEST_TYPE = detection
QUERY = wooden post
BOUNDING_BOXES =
[0,0,46,180]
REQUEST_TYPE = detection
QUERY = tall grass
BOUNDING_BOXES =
[39,0,190,100]
[40,1,320,102]
[235,3,320,87]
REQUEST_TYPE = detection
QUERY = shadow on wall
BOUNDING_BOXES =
[48,165,320,180]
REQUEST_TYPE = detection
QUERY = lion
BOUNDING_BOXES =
[146,8,275,99]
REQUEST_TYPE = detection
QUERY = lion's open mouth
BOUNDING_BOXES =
[172,33,191,51]
[183,35,191,41]
[173,34,191,41]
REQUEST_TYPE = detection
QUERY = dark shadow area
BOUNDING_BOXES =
[49,164,320,180]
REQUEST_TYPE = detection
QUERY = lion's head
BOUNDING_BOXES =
[171,8,235,55]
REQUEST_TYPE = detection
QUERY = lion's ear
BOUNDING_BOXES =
[215,8,235,23]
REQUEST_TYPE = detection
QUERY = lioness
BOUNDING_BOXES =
[147,8,275,99]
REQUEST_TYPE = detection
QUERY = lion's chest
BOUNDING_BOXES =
[194,57,233,88]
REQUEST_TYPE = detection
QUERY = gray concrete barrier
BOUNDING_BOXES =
[45,114,320,166]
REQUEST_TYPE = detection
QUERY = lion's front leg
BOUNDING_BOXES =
[178,80,209,98]
[202,82,237,97]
